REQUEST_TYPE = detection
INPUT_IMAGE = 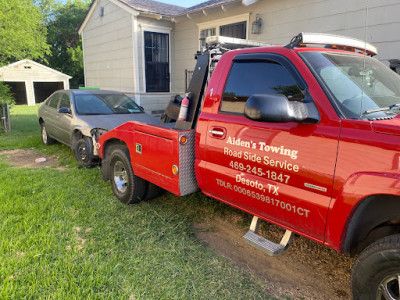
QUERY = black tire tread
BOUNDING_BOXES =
[41,123,56,145]
[351,233,400,300]
[74,136,94,164]
[109,147,146,204]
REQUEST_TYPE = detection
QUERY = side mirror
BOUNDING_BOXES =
[244,94,309,123]
[58,107,71,114]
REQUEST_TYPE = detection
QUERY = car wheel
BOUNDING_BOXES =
[109,147,146,204]
[41,122,56,145]
[75,137,94,164]
[351,234,400,300]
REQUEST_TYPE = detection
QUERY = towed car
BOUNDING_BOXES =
[38,89,159,163]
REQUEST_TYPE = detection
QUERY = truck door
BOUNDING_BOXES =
[201,53,341,241]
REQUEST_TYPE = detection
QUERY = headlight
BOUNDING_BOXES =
[90,128,108,141]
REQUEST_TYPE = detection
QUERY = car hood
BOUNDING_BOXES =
[77,113,160,131]
[372,114,400,136]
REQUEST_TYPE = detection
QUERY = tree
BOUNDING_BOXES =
[45,0,90,88]
[0,0,50,65]
[0,82,14,104]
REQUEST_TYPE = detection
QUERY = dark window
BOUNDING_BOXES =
[74,93,142,115]
[47,94,60,108]
[221,61,304,114]
[144,31,170,92]
[58,94,70,109]
[220,21,246,39]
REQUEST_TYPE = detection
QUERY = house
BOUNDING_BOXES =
[0,59,71,105]
[78,0,400,114]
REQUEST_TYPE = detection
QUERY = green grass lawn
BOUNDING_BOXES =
[0,105,271,299]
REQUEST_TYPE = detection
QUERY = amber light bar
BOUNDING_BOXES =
[288,32,378,56]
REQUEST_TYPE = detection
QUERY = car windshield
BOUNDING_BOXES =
[300,51,400,119]
[74,93,142,115]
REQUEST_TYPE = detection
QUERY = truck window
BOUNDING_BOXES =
[221,61,304,114]
[300,52,400,119]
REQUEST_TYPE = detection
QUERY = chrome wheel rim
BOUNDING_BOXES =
[42,126,47,144]
[113,161,128,193]
[377,274,400,300]
[78,145,87,161]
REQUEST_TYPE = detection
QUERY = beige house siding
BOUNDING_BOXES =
[81,0,177,113]
[80,0,400,112]
[172,0,400,94]
[82,0,135,94]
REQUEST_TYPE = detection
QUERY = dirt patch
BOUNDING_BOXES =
[194,215,354,299]
[0,149,62,169]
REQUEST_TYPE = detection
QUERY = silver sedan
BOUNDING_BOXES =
[38,89,159,163]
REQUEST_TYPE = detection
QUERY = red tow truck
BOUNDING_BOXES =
[97,33,400,299]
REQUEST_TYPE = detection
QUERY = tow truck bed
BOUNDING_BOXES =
[100,121,198,196]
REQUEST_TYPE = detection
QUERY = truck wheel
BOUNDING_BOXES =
[41,122,56,145]
[351,234,400,300]
[75,137,94,164]
[143,182,163,201]
[109,148,146,204]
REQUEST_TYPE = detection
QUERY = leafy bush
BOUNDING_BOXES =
[0,81,14,105]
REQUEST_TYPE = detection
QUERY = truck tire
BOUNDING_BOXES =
[109,148,146,204]
[74,137,94,164]
[351,234,400,300]
[41,122,56,145]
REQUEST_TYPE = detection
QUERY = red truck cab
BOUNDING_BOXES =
[98,33,400,299]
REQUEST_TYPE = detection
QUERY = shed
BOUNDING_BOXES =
[0,59,72,105]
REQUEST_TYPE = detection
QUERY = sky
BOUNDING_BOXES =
[157,0,208,8]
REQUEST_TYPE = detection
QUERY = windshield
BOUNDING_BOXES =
[74,94,143,115]
[300,51,400,119]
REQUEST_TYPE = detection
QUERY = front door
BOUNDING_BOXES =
[201,54,341,241]
[55,92,72,144]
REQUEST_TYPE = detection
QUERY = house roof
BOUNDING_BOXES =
[119,0,245,16]
[117,0,186,16]
[79,0,248,34]
[117,0,241,16]
[186,0,239,12]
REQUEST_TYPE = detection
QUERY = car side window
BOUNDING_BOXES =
[48,94,60,109]
[221,61,304,115]
[58,94,71,109]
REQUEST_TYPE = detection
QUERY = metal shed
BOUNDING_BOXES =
[0,59,72,105]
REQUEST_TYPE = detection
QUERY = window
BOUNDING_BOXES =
[144,31,170,92]
[200,28,216,49]
[301,52,400,119]
[58,94,70,109]
[220,21,246,39]
[74,93,142,115]
[221,61,304,114]
[198,14,249,49]
[47,94,60,108]
[75,95,113,115]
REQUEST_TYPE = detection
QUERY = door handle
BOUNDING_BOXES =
[209,127,226,138]
[209,129,224,136]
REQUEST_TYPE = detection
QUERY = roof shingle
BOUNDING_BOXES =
[117,0,240,17]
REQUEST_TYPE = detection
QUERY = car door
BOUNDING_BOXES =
[201,53,341,241]
[55,92,73,145]
[43,93,61,138]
